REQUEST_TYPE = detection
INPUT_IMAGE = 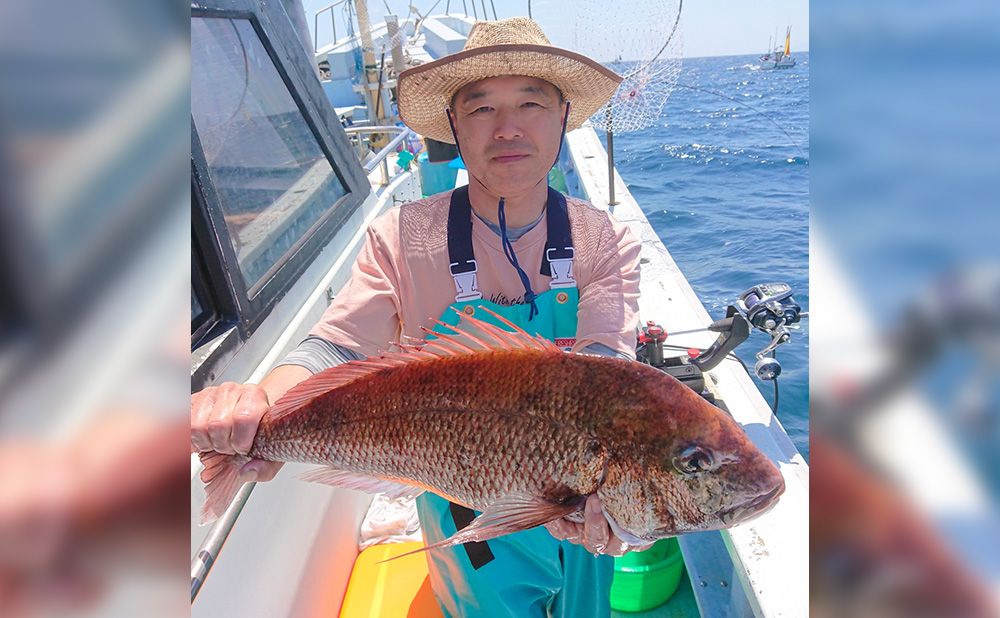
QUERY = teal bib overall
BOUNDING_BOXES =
[415,186,613,617]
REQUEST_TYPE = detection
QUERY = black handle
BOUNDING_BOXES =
[691,306,751,372]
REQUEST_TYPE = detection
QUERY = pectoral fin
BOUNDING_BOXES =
[379,492,584,563]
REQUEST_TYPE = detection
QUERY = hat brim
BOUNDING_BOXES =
[397,44,622,144]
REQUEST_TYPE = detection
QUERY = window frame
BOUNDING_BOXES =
[190,1,370,349]
[191,178,231,346]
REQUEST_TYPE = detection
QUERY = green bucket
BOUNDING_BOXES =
[609,537,685,613]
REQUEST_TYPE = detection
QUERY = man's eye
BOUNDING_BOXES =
[522,102,542,108]
[472,106,492,114]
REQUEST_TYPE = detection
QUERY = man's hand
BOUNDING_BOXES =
[190,382,282,483]
[544,494,654,557]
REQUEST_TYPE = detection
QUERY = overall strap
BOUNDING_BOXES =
[447,185,576,300]
[446,186,482,302]
[540,186,576,289]
[449,502,495,570]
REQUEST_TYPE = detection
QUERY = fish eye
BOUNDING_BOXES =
[673,445,716,475]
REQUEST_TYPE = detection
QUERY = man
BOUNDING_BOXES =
[191,16,643,617]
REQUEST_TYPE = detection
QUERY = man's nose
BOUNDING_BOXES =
[492,108,523,140]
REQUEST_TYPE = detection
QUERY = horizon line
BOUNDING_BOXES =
[602,49,809,63]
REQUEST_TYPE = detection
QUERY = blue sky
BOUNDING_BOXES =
[301,0,808,59]
[675,0,808,57]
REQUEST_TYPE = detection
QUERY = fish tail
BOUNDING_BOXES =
[198,451,252,526]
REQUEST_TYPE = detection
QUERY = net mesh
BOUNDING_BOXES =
[530,0,684,133]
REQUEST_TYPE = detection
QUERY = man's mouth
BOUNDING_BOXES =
[492,153,530,163]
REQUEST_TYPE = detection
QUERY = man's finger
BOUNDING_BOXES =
[545,519,581,542]
[605,538,631,557]
[206,385,244,454]
[206,418,233,455]
[230,387,269,455]
[582,494,610,554]
[190,388,218,452]
[238,459,283,483]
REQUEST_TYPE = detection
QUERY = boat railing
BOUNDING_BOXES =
[191,480,255,602]
[343,125,413,186]
[313,0,354,53]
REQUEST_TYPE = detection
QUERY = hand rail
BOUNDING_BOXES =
[313,0,353,53]
[191,480,255,602]
[344,125,414,184]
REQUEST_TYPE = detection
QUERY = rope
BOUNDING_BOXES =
[497,198,539,320]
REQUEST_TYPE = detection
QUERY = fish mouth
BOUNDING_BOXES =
[720,480,785,526]
[605,511,653,546]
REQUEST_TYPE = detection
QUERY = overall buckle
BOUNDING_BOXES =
[450,260,482,301]
[546,247,576,289]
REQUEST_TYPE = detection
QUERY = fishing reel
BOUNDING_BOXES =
[636,282,806,398]
[735,282,804,380]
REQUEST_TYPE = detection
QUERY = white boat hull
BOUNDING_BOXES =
[759,56,796,69]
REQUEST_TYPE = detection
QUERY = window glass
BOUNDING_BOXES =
[192,286,204,321]
[191,17,347,293]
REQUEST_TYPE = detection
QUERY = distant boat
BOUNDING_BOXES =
[759,26,796,69]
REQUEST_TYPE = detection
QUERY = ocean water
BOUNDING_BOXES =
[602,53,810,460]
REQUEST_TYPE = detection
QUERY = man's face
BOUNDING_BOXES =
[450,75,566,197]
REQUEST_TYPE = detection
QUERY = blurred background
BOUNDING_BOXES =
[810,0,1000,615]
[0,0,997,615]
[0,0,190,615]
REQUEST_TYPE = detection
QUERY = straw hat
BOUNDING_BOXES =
[397,17,622,144]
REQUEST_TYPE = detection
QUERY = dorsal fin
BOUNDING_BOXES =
[443,305,562,353]
[268,306,563,420]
